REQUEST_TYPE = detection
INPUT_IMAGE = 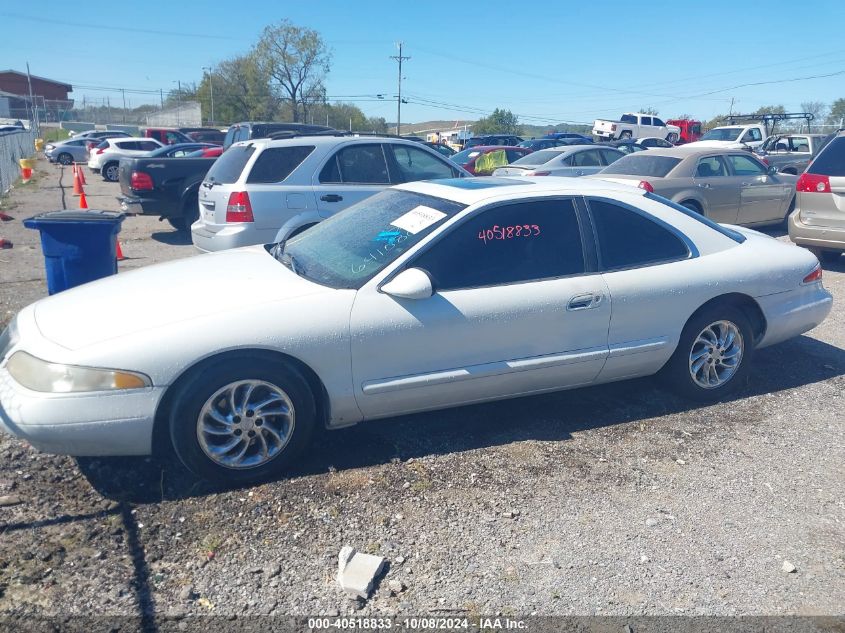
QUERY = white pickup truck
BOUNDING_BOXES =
[592,113,681,142]
[684,124,767,150]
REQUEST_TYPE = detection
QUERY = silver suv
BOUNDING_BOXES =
[192,134,470,252]
[788,131,845,262]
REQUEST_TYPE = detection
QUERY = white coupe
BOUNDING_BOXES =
[0,177,832,484]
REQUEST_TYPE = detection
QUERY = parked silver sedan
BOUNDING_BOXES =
[492,145,625,177]
[44,138,92,165]
[590,147,797,226]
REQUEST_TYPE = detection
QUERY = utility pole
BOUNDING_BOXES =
[173,80,182,124]
[25,62,38,131]
[121,88,127,124]
[203,67,214,126]
[160,89,164,110]
[390,42,410,136]
[728,97,736,117]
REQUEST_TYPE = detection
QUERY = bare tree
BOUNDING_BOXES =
[255,20,331,122]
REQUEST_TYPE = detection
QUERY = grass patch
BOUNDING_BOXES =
[40,128,72,142]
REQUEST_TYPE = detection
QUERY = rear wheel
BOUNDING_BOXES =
[680,200,703,215]
[620,131,633,139]
[103,162,119,182]
[167,195,199,232]
[168,358,316,484]
[661,304,754,401]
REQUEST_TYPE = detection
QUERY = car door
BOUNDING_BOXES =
[585,197,695,382]
[314,143,391,218]
[639,116,653,136]
[691,155,739,223]
[726,153,790,224]
[349,197,611,418]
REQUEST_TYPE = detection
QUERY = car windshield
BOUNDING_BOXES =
[600,154,682,177]
[279,189,465,290]
[700,127,743,142]
[451,149,482,163]
[511,150,562,166]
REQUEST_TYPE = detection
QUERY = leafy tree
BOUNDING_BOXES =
[201,54,279,124]
[254,19,332,122]
[828,98,845,126]
[754,104,786,115]
[471,108,522,135]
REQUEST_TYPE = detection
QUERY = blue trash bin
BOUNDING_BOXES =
[23,210,125,295]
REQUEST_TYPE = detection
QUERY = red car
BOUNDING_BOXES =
[450,145,532,176]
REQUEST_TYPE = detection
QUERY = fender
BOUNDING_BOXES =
[670,190,710,216]
[271,209,324,243]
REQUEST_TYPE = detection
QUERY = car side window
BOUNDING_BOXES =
[572,149,602,167]
[641,116,653,126]
[726,154,765,176]
[695,156,727,177]
[116,141,136,151]
[589,199,689,270]
[224,127,236,146]
[653,117,666,127]
[412,199,585,291]
[165,132,181,144]
[598,149,623,165]
[139,141,161,151]
[319,144,390,184]
[389,144,456,183]
[247,146,316,183]
[742,128,763,143]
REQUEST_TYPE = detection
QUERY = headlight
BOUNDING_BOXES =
[6,351,151,393]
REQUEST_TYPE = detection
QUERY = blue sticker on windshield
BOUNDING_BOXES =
[374,230,403,245]
[434,177,530,189]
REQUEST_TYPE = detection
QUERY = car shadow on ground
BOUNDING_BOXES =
[75,333,845,503]
[150,230,192,246]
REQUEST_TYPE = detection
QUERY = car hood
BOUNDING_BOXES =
[33,246,333,350]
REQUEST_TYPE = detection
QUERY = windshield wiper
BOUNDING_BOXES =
[272,240,302,275]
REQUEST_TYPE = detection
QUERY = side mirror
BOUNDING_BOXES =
[381,268,433,300]
[767,164,779,175]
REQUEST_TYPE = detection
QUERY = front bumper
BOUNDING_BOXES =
[789,211,845,252]
[0,364,161,456]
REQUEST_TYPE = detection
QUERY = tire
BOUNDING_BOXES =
[666,133,679,144]
[620,131,633,139]
[680,200,703,215]
[167,195,199,232]
[103,162,119,182]
[57,152,73,166]
[661,304,754,402]
[167,216,188,231]
[168,358,316,484]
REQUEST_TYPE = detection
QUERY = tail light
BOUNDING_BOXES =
[611,124,617,132]
[796,173,831,193]
[96,147,106,155]
[638,180,654,192]
[130,171,154,190]
[226,191,254,223]
[528,171,551,176]
[802,264,822,284]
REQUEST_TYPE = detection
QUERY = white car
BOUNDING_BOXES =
[0,178,831,484]
[491,145,625,177]
[193,134,470,253]
[686,124,767,150]
[87,137,164,182]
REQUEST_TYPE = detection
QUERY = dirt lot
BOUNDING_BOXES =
[0,157,843,622]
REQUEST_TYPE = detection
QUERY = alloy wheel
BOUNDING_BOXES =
[688,320,744,389]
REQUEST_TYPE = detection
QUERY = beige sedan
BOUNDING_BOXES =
[588,147,797,226]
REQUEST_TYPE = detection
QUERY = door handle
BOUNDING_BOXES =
[568,293,603,311]
[697,182,711,188]
[320,194,343,202]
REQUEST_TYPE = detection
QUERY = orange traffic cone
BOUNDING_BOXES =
[79,191,88,209]
[116,240,125,261]
[78,165,86,185]
[72,168,82,196]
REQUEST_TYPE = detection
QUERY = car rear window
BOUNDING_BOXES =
[511,150,561,165]
[247,146,315,183]
[205,144,257,184]
[600,154,682,177]
[808,137,845,176]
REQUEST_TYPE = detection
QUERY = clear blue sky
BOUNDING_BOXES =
[2,1,844,126]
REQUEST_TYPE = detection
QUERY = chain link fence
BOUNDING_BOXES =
[0,128,38,195]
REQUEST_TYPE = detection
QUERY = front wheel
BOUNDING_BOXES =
[103,162,119,182]
[168,358,316,484]
[57,152,73,166]
[661,305,754,401]
[666,133,679,144]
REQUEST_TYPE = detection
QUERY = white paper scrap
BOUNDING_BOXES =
[390,206,447,235]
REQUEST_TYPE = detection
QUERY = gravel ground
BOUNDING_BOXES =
[0,157,843,622]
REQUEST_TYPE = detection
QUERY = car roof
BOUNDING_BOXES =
[242,134,449,150]
[396,176,647,206]
[623,146,756,159]
[464,145,526,152]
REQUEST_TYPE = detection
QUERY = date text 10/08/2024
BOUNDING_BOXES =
[307,616,528,629]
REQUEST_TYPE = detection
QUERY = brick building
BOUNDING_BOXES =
[0,70,73,121]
